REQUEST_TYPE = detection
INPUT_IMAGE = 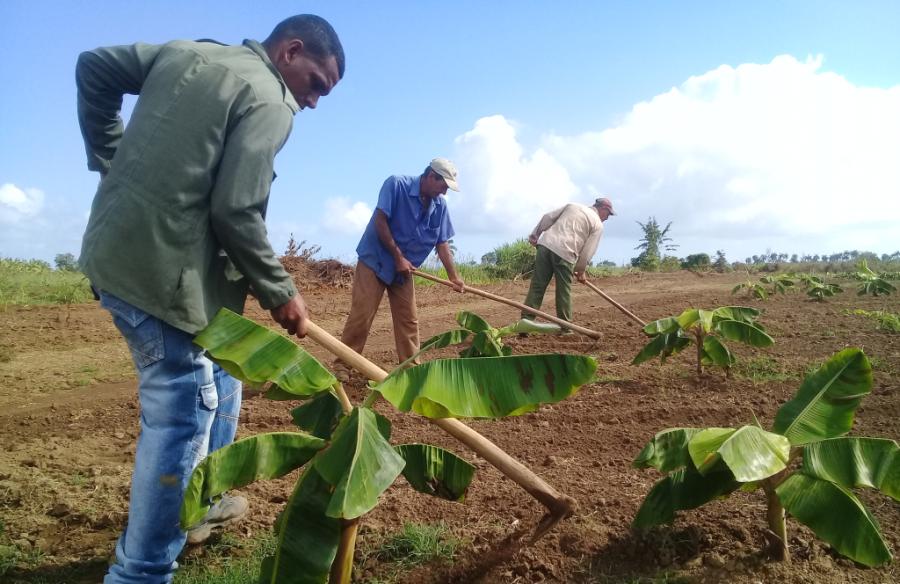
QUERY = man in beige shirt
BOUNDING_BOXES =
[522,197,615,327]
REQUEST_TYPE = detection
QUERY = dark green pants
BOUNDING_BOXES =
[522,245,574,321]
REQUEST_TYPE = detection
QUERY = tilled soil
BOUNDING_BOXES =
[1,271,898,583]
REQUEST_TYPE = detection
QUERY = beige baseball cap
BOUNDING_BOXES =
[430,157,460,191]
[594,197,616,215]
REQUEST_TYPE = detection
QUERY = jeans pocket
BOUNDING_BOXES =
[198,382,218,411]
[100,291,165,369]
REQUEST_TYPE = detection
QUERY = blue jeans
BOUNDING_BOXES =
[99,291,241,584]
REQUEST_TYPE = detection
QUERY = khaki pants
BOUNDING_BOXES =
[522,245,574,321]
[340,261,419,363]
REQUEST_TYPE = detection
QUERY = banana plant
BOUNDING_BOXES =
[632,348,898,567]
[854,260,896,297]
[759,274,795,295]
[732,279,768,300]
[632,306,774,378]
[417,310,564,358]
[799,274,843,301]
[181,309,597,583]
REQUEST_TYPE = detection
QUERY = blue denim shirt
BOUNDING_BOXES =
[356,175,455,285]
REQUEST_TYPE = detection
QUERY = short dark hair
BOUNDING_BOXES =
[264,14,345,78]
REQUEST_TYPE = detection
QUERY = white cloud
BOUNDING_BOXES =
[321,197,373,235]
[449,115,580,237]
[0,183,45,223]
[451,56,900,261]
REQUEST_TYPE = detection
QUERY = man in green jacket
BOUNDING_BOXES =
[76,15,344,583]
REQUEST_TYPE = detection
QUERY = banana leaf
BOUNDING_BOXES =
[633,428,700,472]
[801,437,899,500]
[712,306,760,324]
[701,335,733,367]
[773,348,873,445]
[313,407,405,519]
[632,332,690,365]
[374,354,597,418]
[689,426,789,482]
[419,329,471,352]
[194,308,336,397]
[632,465,739,528]
[465,330,505,357]
[642,316,680,335]
[395,443,476,501]
[259,467,341,584]
[496,318,563,336]
[676,308,701,329]
[457,310,492,332]
[291,392,344,440]
[716,319,774,347]
[181,432,325,528]
[777,472,892,567]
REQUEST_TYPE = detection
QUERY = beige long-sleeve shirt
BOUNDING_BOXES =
[530,203,604,273]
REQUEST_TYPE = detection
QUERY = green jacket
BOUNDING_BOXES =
[77,39,299,333]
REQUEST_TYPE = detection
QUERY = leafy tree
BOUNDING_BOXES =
[631,217,677,272]
[181,309,596,583]
[681,253,711,270]
[632,349,897,567]
[482,239,536,279]
[713,250,730,273]
[54,253,78,271]
[633,306,773,378]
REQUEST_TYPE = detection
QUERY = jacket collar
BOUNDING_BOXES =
[243,39,301,113]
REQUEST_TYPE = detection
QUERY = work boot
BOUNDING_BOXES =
[186,494,249,545]
[333,361,351,383]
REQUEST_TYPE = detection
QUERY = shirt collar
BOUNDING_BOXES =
[242,39,301,113]
[406,177,444,206]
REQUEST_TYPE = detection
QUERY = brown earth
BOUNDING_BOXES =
[1,270,898,583]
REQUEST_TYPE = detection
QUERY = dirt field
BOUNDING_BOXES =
[1,271,898,583]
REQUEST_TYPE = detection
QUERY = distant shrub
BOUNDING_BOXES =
[482,239,536,280]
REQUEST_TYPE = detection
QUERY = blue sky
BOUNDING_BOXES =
[2,1,899,267]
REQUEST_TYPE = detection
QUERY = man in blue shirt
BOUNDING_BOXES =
[338,158,465,372]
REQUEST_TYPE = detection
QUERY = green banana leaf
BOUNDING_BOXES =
[801,437,899,500]
[465,330,506,358]
[716,319,774,347]
[713,306,761,325]
[632,332,690,365]
[777,472,892,567]
[496,318,563,336]
[395,443,476,501]
[642,316,680,336]
[701,335,733,367]
[374,354,597,418]
[259,467,341,584]
[419,329,471,352]
[181,432,325,528]
[313,407,405,519]
[689,426,789,482]
[632,465,739,528]
[457,310,492,332]
[675,308,701,329]
[291,392,344,440]
[633,428,700,472]
[773,348,873,445]
[193,308,336,397]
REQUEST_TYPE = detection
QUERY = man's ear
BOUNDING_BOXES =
[284,39,306,65]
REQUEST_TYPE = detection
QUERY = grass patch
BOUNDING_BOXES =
[415,264,499,286]
[357,522,462,583]
[174,533,276,584]
[846,309,900,333]
[732,356,790,383]
[0,259,93,308]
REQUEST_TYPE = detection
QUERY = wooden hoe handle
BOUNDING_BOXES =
[411,269,601,340]
[305,320,576,540]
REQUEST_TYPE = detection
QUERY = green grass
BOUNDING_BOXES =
[415,264,499,286]
[0,258,93,308]
[732,356,791,383]
[174,533,276,584]
[371,522,461,568]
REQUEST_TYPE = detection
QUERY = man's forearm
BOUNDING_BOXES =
[436,243,459,280]
[374,210,404,261]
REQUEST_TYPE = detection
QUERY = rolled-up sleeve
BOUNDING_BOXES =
[209,100,297,309]
[76,43,161,174]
